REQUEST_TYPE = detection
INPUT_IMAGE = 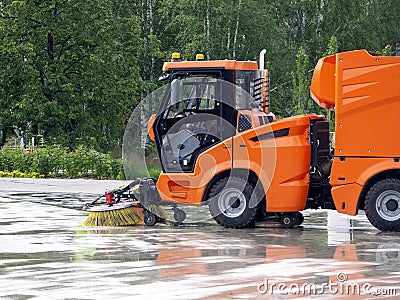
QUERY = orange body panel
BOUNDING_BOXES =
[330,157,400,215]
[157,114,322,212]
[163,60,258,72]
[266,116,319,211]
[334,51,400,157]
[330,183,362,215]
[310,55,336,110]
[312,50,400,157]
[147,114,156,141]
[233,115,316,212]
[156,138,233,205]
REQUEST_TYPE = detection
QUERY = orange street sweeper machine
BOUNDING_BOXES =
[84,49,400,231]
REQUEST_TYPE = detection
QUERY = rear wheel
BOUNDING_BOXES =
[297,212,304,226]
[365,178,400,231]
[208,176,259,228]
[280,212,300,228]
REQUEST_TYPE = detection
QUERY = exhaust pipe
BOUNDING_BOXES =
[259,49,266,70]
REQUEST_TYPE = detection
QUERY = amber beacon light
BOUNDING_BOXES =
[196,54,205,61]
[171,52,181,62]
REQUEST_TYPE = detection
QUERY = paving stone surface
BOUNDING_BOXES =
[0,178,399,299]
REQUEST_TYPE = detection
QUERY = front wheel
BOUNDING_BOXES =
[208,176,259,228]
[365,178,400,231]
[143,210,157,226]
[173,208,186,223]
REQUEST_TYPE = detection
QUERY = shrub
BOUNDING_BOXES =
[0,170,45,178]
[0,146,124,179]
[148,167,162,179]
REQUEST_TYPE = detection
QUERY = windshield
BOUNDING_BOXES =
[164,76,219,119]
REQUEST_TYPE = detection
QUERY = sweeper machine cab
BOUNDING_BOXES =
[84,49,400,232]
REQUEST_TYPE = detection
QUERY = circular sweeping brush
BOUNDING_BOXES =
[82,179,172,227]
[83,203,142,227]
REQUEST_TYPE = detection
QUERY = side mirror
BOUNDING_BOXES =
[158,72,170,81]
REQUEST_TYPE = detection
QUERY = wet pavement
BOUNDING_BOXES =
[1,178,400,299]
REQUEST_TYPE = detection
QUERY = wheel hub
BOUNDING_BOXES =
[376,190,400,221]
[386,199,399,211]
[218,188,246,218]
[229,197,241,209]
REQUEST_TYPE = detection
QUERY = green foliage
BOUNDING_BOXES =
[0,146,124,179]
[324,36,339,57]
[323,36,339,131]
[380,45,394,56]
[148,167,162,179]
[0,0,143,152]
[0,0,399,154]
[291,47,311,115]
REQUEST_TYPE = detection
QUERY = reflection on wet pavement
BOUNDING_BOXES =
[1,181,400,299]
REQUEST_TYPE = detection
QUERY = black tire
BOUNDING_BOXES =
[365,178,400,231]
[297,212,304,226]
[173,208,186,223]
[144,211,157,226]
[208,176,259,228]
[280,213,297,228]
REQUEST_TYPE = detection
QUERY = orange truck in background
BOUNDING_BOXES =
[311,50,400,231]
[141,49,400,231]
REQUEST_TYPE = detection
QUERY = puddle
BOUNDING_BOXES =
[0,179,400,299]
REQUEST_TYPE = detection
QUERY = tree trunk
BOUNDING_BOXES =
[232,0,241,59]
[140,0,157,149]
[148,0,156,81]
[0,128,5,148]
[47,33,54,60]
[316,0,324,35]
[226,1,233,55]
[205,0,210,60]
